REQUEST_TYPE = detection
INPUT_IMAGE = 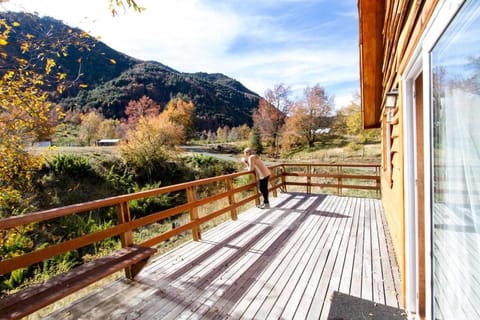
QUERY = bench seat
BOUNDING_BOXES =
[0,245,156,320]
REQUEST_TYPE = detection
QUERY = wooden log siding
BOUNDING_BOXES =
[0,163,380,310]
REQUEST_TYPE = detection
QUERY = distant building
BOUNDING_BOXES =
[315,128,331,134]
[32,141,52,147]
[96,139,120,146]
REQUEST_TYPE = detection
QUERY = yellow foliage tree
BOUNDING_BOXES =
[0,50,58,217]
[98,118,122,139]
[1,2,143,217]
[78,110,104,146]
[162,97,195,141]
[338,100,380,143]
[119,113,184,177]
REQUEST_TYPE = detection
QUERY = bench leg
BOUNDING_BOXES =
[125,257,152,279]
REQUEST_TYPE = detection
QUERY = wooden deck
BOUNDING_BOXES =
[44,192,401,320]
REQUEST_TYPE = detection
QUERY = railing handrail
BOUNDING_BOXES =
[0,170,251,230]
[0,162,380,278]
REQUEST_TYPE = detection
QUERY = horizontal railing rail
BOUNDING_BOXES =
[0,162,379,294]
[280,163,381,196]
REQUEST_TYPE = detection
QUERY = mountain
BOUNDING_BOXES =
[1,12,260,130]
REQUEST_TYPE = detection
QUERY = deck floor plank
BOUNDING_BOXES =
[362,199,373,302]
[337,197,361,296]
[350,197,365,298]
[311,196,355,319]
[285,196,351,320]
[371,198,387,305]
[303,196,349,319]
[43,192,402,320]
[258,195,340,320]
[223,197,324,319]
[233,195,329,319]
[375,199,401,308]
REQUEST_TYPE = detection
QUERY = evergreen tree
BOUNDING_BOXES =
[250,127,264,154]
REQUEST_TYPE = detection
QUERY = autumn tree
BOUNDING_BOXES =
[337,99,380,143]
[253,98,285,157]
[120,114,183,183]
[0,21,68,216]
[264,83,291,114]
[228,124,251,141]
[124,95,160,127]
[162,97,196,140]
[216,126,230,142]
[98,118,122,139]
[281,84,332,149]
[77,110,104,146]
[0,4,131,216]
[108,0,144,16]
[280,101,306,151]
[120,97,195,181]
[253,84,290,157]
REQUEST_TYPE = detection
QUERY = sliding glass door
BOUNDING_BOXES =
[430,1,480,318]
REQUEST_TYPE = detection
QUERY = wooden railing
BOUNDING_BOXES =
[0,162,380,276]
[278,163,381,196]
[0,162,379,317]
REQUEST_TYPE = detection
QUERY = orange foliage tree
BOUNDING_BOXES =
[120,97,195,173]
[124,95,160,128]
[281,84,332,150]
[253,84,290,157]
[252,98,285,157]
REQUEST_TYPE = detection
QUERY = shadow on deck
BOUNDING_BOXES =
[44,192,404,320]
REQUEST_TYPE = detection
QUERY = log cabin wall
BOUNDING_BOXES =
[358,0,439,308]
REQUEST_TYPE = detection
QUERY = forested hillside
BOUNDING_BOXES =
[0,12,261,130]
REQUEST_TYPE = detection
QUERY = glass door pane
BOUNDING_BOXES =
[431,1,480,319]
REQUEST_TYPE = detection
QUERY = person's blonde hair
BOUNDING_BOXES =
[244,147,253,155]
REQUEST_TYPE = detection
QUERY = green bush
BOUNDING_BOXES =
[186,154,237,180]
[129,182,181,219]
[45,154,96,178]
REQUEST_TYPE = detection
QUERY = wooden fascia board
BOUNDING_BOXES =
[359,0,384,129]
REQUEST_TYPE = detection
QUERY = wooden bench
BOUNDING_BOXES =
[0,245,156,320]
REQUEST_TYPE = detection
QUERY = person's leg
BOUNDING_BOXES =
[259,176,269,205]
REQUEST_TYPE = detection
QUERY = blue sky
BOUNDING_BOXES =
[3,0,360,109]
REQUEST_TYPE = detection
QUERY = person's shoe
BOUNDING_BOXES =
[257,203,270,209]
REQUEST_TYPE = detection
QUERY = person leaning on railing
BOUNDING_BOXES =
[242,147,271,209]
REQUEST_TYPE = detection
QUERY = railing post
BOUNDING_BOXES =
[307,164,312,194]
[337,165,342,196]
[376,165,381,196]
[186,186,201,241]
[117,201,134,279]
[281,165,287,192]
[117,202,133,247]
[270,167,278,198]
[226,177,238,220]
